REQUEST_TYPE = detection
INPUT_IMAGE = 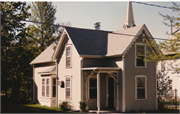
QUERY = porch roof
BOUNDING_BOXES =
[38,65,56,75]
[81,67,121,71]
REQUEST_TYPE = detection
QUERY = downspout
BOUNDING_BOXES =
[122,55,125,112]
[33,65,35,103]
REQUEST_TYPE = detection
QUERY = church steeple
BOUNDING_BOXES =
[123,1,136,29]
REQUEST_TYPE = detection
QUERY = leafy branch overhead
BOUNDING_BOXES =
[143,2,180,73]
[28,2,60,54]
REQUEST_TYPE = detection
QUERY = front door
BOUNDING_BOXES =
[108,78,114,107]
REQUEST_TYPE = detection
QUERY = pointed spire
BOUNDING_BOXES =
[123,1,136,29]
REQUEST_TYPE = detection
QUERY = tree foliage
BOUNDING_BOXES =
[28,2,60,54]
[157,70,171,101]
[145,2,180,74]
[1,2,35,102]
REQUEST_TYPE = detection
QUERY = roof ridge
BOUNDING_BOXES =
[65,26,112,33]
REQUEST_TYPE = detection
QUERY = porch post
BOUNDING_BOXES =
[97,72,100,113]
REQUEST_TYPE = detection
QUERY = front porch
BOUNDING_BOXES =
[82,67,121,113]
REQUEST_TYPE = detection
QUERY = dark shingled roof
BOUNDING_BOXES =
[65,27,112,55]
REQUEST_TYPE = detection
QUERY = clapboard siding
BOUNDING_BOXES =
[58,37,81,110]
[124,37,157,111]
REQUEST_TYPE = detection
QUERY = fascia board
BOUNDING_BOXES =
[122,24,145,56]
[29,60,54,65]
[52,28,66,60]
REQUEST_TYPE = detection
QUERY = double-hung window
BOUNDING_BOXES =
[136,44,146,67]
[46,79,50,97]
[66,46,71,68]
[89,78,97,99]
[52,78,56,97]
[66,77,71,98]
[135,75,147,100]
[42,79,45,96]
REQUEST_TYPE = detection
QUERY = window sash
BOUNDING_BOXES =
[66,46,71,67]
[136,76,146,100]
[42,79,45,96]
[46,79,49,97]
[66,77,71,98]
[52,78,56,97]
[89,78,97,99]
[136,45,145,67]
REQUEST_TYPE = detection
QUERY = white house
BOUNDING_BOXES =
[30,2,160,112]
[157,26,180,99]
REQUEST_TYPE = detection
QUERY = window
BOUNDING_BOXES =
[66,46,71,68]
[66,77,71,98]
[42,79,45,96]
[89,78,97,99]
[135,76,147,100]
[46,79,49,97]
[136,44,146,67]
[52,78,56,97]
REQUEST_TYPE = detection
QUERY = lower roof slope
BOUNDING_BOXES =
[30,43,56,65]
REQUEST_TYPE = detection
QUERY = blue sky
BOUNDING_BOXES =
[27,1,179,41]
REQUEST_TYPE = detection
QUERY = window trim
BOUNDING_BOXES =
[135,75,147,100]
[135,43,147,68]
[65,76,72,99]
[66,45,72,68]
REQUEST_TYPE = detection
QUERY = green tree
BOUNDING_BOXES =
[1,2,34,102]
[145,2,180,74]
[28,2,60,54]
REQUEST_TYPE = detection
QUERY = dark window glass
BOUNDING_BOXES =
[90,89,97,99]
[136,45,145,66]
[137,89,145,99]
[89,78,97,99]
[52,78,56,97]
[137,77,145,99]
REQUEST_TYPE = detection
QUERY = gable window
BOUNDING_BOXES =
[52,78,56,97]
[65,77,71,98]
[136,44,146,67]
[66,46,71,68]
[46,79,50,97]
[89,78,97,99]
[135,75,147,100]
[42,79,45,96]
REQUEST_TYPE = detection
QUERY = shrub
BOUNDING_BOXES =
[79,101,86,112]
[59,100,72,112]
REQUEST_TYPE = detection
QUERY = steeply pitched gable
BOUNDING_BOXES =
[30,43,56,65]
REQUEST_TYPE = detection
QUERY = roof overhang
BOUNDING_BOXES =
[80,54,122,58]
[30,60,54,65]
[38,66,56,75]
[81,67,121,71]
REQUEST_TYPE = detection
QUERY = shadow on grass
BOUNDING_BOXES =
[1,97,62,113]
[1,103,62,113]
